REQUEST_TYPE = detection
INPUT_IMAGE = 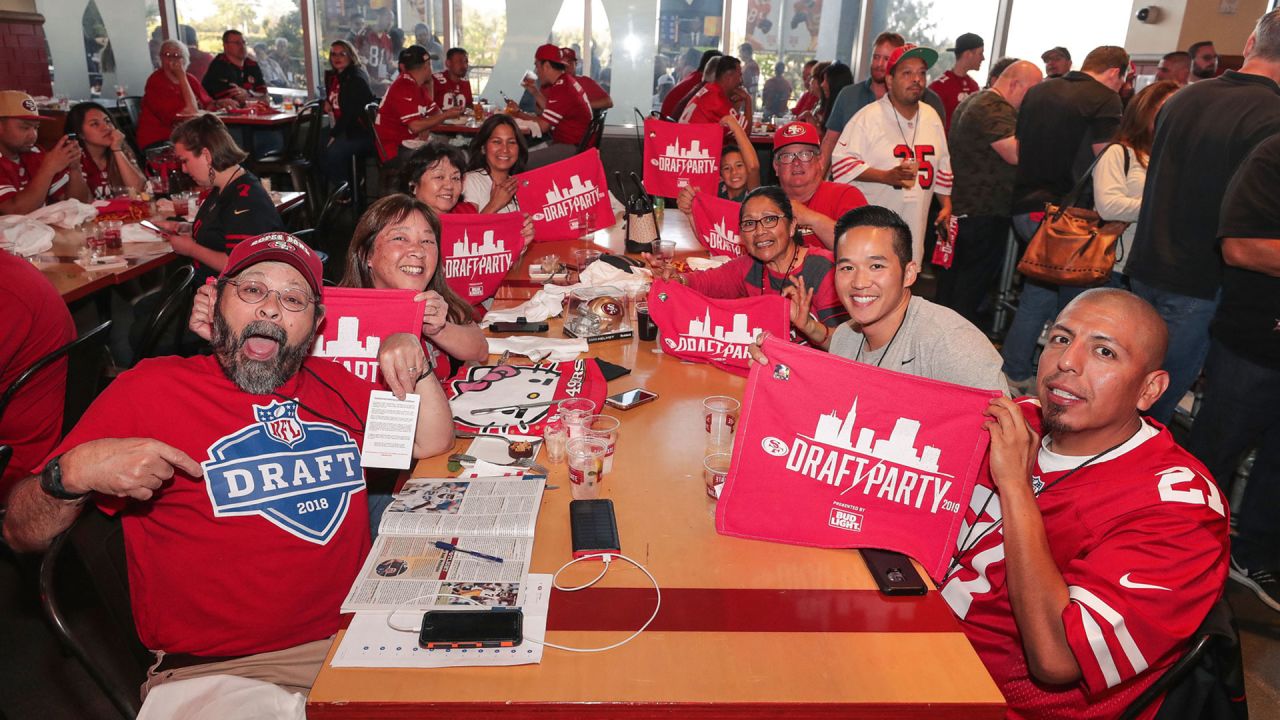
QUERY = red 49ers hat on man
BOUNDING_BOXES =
[887,43,938,74]
[0,91,49,121]
[535,43,563,63]
[220,232,324,297]
[773,121,821,150]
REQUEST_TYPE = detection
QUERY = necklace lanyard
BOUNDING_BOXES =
[763,242,801,295]
[854,300,908,368]
[271,365,367,437]
[892,102,919,157]
[945,433,1133,579]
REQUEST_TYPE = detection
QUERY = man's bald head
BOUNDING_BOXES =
[993,60,1044,109]
[1063,288,1168,373]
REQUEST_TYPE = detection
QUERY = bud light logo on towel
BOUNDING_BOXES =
[691,193,744,258]
[642,118,722,198]
[202,400,365,544]
[716,337,1001,581]
[439,212,526,304]
[515,148,613,241]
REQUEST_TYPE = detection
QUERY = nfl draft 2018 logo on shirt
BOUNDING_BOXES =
[691,193,744,258]
[642,118,723,198]
[447,358,608,435]
[646,280,789,376]
[440,212,526,304]
[202,400,365,544]
[515,148,614,241]
[312,287,425,387]
[716,337,1001,580]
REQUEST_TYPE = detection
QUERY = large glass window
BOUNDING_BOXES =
[728,0,837,120]
[1004,0,1131,78]
[652,0,722,113]
[174,0,307,93]
[865,0,1001,80]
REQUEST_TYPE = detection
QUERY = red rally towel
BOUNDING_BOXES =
[439,212,526,305]
[642,117,723,198]
[691,192,745,258]
[646,280,789,377]
[515,148,614,241]
[716,335,1001,581]
[312,287,425,388]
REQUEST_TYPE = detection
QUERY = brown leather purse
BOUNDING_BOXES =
[1017,147,1129,286]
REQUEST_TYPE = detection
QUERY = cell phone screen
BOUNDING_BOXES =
[419,608,522,648]
[608,389,656,407]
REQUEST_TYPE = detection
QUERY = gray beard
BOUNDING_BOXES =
[212,311,315,395]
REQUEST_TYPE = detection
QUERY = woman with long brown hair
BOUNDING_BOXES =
[64,101,146,197]
[340,194,487,380]
[321,39,376,188]
[1093,79,1180,279]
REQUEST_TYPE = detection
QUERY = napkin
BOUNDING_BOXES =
[478,284,574,327]
[122,223,166,243]
[514,117,543,138]
[75,255,129,271]
[486,336,589,363]
[0,216,54,256]
[30,199,98,228]
[580,260,652,292]
[687,255,732,271]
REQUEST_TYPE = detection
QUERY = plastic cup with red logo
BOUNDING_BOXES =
[703,395,740,454]
[582,414,620,474]
[704,452,732,499]
[558,398,597,439]
[566,437,608,500]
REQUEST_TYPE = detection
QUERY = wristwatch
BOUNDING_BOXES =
[40,455,88,501]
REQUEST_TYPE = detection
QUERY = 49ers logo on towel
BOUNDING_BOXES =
[642,118,723,198]
[439,212,525,304]
[646,280,789,377]
[691,193,744,258]
[447,359,608,435]
[203,400,364,544]
[312,287,424,387]
[515,148,613,241]
[716,337,1001,580]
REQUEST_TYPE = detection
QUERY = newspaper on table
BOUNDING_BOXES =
[340,473,545,613]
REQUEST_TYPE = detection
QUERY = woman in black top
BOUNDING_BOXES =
[159,113,283,284]
[321,39,376,188]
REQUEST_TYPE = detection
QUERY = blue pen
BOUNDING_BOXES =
[434,541,504,563]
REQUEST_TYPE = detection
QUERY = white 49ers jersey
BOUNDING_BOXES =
[830,94,952,265]
[942,399,1229,720]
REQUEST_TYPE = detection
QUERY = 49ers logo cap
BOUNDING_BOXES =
[220,232,323,297]
[0,91,47,121]
[773,121,820,150]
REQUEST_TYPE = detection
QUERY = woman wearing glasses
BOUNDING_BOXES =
[321,40,377,189]
[156,114,283,285]
[646,185,848,347]
[136,39,234,150]
[64,101,146,197]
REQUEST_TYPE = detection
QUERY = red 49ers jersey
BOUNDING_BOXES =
[431,72,473,111]
[941,399,1229,720]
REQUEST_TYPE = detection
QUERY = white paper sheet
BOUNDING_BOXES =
[361,390,420,469]
[330,573,551,668]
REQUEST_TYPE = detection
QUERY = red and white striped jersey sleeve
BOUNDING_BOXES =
[830,112,874,184]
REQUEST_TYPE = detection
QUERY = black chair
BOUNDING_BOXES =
[251,101,324,221]
[1119,594,1248,720]
[0,321,111,436]
[129,265,197,366]
[41,510,149,719]
[117,96,142,129]
[356,101,386,211]
[295,182,357,283]
[577,109,607,153]
[0,445,10,486]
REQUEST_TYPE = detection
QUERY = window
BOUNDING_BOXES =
[1004,0,1132,78]
[653,0,723,113]
[864,0,1001,81]
[727,0,838,120]
[174,0,307,93]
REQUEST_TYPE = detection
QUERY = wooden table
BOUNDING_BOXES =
[306,314,1004,717]
[215,110,297,127]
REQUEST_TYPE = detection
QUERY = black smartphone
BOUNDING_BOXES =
[604,388,658,410]
[418,607,523,649]
[489,321,549,333]
[570,499,620,559]
[139,220,164,234]
[860,549,927,596]
[65,132,78,142]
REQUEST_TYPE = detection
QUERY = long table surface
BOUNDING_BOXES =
[306,223,1004,718]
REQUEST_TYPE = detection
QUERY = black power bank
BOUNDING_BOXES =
[570,499,620,559]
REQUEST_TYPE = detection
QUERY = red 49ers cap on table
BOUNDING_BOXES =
[773,121,821,150]
[220,232,324,297]
[535,44,563,63]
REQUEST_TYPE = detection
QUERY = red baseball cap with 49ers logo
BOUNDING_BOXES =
[773,121,820,150]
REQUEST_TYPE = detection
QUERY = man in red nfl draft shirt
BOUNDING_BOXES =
[561,46,613,111]
[375,45,464,162]
[929,33,984,130]
[431,47,474,111]
[943,289,1229,719]
[506,43,593,168]
[679,55,753,131]
[772,121,865,250]
[2,233,456,699]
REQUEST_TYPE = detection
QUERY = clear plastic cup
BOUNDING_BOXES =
[704,452,732,499]
[566,437,608,500]
[582,415,620,474]
[703,396,741,454]
[558,398,597,439]
[543,418,568,464]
